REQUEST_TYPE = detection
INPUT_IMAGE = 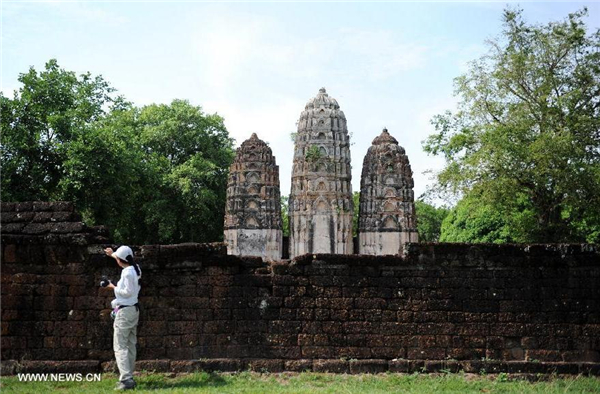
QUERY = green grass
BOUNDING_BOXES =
[1,371,599,393]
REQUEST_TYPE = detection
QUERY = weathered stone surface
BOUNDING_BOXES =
[358,129,418,255]
[349,359,388,374]
[224,133,282,261]
[247,359,284,372]
[284,359,313,372]
[135,359,171,372]
[19,360,101,373]
[313,359,349,373]
[0,360,18,375]
[289,88,354,258]
[0,202,94,242]
[1,202,599,374]
[3,358,598,375]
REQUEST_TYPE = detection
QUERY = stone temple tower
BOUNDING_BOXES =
[358,128,418,255]
[224,133,282,260]
[289,88,353,258]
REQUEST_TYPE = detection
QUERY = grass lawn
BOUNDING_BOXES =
[1,371,599,393]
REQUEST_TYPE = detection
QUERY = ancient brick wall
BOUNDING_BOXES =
[1,202,599,374]
[1,202,109,362]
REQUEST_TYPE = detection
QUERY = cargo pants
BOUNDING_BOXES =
[113,306,139,382]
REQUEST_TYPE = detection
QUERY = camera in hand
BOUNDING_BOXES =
[100,276,112,288]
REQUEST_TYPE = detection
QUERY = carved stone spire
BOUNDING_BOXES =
[289,88,353,258]
[224,133,282,260]
[358,128,418,255]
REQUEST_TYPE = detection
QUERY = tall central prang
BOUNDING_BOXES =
[289,88,354,258]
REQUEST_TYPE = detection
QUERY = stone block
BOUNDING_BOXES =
[0,360,19,375]
[2,212,35,223]
[170,360,196,373]
[18,361,100,374]
[50,222,85,234]
[2,223,26,234]
[407,348,446,360]
[196,358,243,372]
[388,359,411,372]
[14,202,33,212]
[302,346,335,359]
[424,360,462,373]
[248,359,284,372]
[166,348,193,359]
[284,359,313,372]
[313,359,349,373]
[3,244,17,263]
[136,360,171,372]
[22,223,54,234]
[349,359,388,374]
[101,361,117,373]
[1,202,17,212]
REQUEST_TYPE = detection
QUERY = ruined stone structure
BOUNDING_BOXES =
[358,129,418,254]
[289,88,353,258]
[224,133,282,260]
[2,202,600,375]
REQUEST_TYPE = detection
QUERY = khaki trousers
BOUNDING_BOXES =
[113,306,139,382]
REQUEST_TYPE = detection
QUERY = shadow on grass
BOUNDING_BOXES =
[138,372,229,391]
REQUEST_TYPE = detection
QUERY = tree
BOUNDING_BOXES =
[424,8,600,243]
[439,190,544,243]
[281,196,290,237]
[415,200,450,242]
[90,100,234,244]
[1,59,125,201]
[58,106,148,242]
[2,60,235,244]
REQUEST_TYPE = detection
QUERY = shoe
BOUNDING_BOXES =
[114,379,136,390]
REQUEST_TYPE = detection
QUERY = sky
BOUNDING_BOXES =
[2,0,599,204]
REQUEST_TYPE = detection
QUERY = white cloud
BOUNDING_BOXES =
[186,7,448,201]
[190,8,430,95]
[5,0,597,213]
[202,94,299,196]
[0,86,18,98]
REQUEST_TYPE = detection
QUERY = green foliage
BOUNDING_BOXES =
[304,145,322,162]
[353,191,360,237]
[440,193,539,243]
[1,60,234,244]
[424,8,600,243]
[415,200,450,242]
[281,196,290,237]
[1,59,126,202]
[132,100,234,244]
[58,108,147,242]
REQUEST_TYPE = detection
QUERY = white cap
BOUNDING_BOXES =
[113,246,133,262]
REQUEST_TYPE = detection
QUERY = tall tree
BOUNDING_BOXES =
[2,60,234,244]
[58,106,147,242]
[63,100,235,244]
[438,194,532,243]
[1,59,125,201]
[415,200,450,242]
[281,196,290,237]
[424,8,600,243]
[133,100,234,243]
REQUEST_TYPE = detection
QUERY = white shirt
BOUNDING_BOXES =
[111,265,141,309]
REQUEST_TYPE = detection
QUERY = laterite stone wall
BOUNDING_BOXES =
[1,202,599,374]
